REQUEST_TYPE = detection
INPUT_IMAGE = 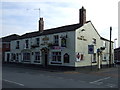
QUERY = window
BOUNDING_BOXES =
[36,38,39,46]
[16,53,19,61]
[103,41,106,47]
[23,53,30,62]
[64,53,69,63]
[25,40,29,48]
[16,41,19,49]
[6,43,9,48]
[11,53,16,61]
[54,35,59,46]
[52,52,61,62]
[92,38,96,44]
[93,53,96,62]
[34,52,40,63]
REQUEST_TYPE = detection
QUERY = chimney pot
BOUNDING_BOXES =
[39,17,44,33]
[79,6,86,25]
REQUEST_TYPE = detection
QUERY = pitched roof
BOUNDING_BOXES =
[100,37,114,43]
[1,34,20,42]
[19,23,83,40]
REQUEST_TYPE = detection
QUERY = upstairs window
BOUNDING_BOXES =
[16,41,19,49]
[103,41,106,47]
[92,38,96,44]
[54,35,59,46]
[36,38,39,46]
[25,40,29,48]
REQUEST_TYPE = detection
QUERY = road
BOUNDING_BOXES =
[2,64,119,88]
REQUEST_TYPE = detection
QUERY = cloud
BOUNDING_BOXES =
[1,0,119,48]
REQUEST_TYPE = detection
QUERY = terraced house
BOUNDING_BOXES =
[4,7,114,68]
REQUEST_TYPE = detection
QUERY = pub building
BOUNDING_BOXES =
[5,7,114,70]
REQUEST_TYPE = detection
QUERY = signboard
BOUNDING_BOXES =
[76,52,84,61]
[42,36,49,41]
[61,38,66,47]
[88,45,94,54]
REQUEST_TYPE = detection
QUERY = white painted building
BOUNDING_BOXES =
[5,7,114,68]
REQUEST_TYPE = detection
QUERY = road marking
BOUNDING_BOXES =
[3,79,24,86]
[106,83,117,88]
[89,77,111,84]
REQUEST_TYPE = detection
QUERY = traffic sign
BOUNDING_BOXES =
[88,45,94,54]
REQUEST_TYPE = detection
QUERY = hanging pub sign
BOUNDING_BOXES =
[61,37,66,47]
[42,36,49,41]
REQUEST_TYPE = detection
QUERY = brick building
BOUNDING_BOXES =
[1,34,19,62]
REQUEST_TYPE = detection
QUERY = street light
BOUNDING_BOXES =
[114,38,117,49]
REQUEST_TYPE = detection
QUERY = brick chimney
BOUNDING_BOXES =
[79,6,86,25]
[39,17,44,33]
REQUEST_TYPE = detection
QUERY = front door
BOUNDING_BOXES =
[7,53,10,62]
[44,53,48,66]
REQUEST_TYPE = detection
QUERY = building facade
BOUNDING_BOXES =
[4,7,114,68]
[1,34,19,62]
[114,47,120,64]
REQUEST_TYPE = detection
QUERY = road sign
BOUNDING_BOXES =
[88,45,94,54]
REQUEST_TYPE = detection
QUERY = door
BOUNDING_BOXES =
[44,53,48,66]
[7,53,10,62]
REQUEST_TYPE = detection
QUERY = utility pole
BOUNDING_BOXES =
[109,26,112,67]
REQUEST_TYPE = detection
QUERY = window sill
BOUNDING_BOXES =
[92,61,97,63]
[51,61,62,64]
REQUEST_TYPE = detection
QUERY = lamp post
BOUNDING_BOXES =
[109,26,112,67]
[114,38,117,49]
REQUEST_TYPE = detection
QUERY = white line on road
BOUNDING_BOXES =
[105,83,117,88]
[3,79,24,86]
[89,77,111,84]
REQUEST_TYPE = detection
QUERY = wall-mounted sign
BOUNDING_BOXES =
[42,36,49,41]
[77,37,82,40]
[76,52,84,61]
[61,37,66,47]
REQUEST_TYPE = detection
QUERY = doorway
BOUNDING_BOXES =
[7,53,10,62]
[44,53,48,66]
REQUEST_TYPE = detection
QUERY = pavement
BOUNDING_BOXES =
[2,63,119,88]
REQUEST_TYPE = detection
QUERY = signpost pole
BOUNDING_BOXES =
[88,45,94,71]
[91,54,92,70]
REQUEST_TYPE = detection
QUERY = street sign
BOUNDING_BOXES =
[88,45,94,54]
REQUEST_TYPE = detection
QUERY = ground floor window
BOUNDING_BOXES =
[11,53,16,61]
[64,53,69,63]
[16,53,19,61]
[52,52,61,62]
[23,53,30,62]
[34,52,40,63]
[92,53,96,63]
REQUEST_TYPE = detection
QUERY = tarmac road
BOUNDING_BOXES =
[2,63,119,88]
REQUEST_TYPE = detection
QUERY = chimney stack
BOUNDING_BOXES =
[79,6,86,25]
[39,17,44,33]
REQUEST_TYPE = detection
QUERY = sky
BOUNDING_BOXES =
[0,0,119,48]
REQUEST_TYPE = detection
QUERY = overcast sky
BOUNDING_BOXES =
[0,0,119,47]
